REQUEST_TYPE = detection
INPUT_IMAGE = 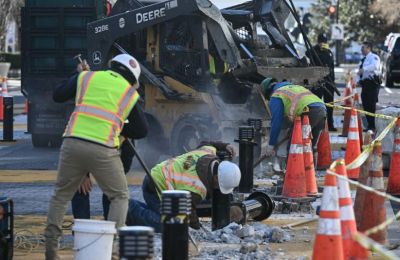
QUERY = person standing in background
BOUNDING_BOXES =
[306,32,336,131]
[357,41,381,131]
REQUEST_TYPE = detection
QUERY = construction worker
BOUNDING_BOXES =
[261,78,326,157]
[357,41,381,131]
[45,54,147,260]
[126,141,240,232]
[306,32,336,131]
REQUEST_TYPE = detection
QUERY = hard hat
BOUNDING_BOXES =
[218,161,241,194]
[260,77,277,100]
[111,54,141,88]
[317,33,328,43]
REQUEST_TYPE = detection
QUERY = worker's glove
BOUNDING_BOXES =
[230,205,244,224]
[265,145,276,157]
[225,144,237,158]
[189,213,201,230]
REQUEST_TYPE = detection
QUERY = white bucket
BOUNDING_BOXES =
[72,219,117,260]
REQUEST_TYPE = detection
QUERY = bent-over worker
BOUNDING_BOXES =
[126,141,241,232]
[261,78,326,157]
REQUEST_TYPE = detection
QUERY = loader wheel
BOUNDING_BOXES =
[170,115,219,156]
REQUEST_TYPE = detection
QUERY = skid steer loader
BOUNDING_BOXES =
[86,0,329,167]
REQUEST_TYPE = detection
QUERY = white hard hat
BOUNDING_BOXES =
[218,161,241,194]
[111,54,141,88]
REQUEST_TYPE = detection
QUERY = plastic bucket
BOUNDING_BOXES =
[72,219,116,260]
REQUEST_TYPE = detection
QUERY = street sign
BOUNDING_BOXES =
[331,23,344,40]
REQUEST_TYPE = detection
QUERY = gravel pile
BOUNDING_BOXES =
[191,222,292,244]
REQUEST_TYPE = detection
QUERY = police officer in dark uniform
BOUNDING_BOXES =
[306,32,336,131]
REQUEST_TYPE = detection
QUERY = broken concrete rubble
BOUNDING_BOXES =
[190,222,292,245]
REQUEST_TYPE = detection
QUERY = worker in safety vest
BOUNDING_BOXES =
[126,141,241,232]
[44,54,147,260]
[261,78,326,157]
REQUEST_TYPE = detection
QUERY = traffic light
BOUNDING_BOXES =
[328,5,337,19]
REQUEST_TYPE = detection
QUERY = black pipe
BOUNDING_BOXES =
[236,126,256,193]
[161,190,191,260]
[248,118,262,162]
[118,226,154,260]
[2,97,14,142]
[211,188,231,231]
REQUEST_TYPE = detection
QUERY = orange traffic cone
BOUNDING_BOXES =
[317,122,332,170]
[358,114,363,149]
[341,76,353,137]
[359,141,387,244]
[335,159,370,259]
[344,109,361,179]
[354,131,373,229]
[387,119,400,196]
[302,115,318,196]
[282,116,307,198]
[312,170,344,260]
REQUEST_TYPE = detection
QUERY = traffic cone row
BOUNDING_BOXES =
[344,109,361,179]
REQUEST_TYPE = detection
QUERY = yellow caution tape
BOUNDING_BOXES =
[353,233,399,259]
[325,103,396,120]
[327,94,354,105]
[346,117,397,170]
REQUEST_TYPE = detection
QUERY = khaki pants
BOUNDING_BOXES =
[44,138,129,260]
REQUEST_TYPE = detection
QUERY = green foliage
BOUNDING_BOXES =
[309,0,400,47]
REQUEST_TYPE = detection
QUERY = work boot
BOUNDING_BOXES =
[328,126,337,132]
[44,224,61,260]
[45,237,61,260]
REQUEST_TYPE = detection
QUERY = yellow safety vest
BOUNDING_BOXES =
[63,70,139,147]
[150,146,217,199]
[272,85,323,121]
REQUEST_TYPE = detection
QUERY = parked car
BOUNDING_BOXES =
[380,33,400,88]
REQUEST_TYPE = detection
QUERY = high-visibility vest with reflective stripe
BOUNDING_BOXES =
[63,70,139,147]
[151,146,217,199]
[271,85,323,121]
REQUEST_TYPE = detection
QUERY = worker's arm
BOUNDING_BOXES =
[53,73,78,103]
[121,102,149,139]
[197,141,236,157]
[268,97,284,146]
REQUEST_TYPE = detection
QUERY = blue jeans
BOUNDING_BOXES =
[126,176,161,232]
[71,140,134,219]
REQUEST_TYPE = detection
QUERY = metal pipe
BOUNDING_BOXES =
[118,226,154,260]
[161,190,191,260]
[241,191,275,223]
[236,126,256,193]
